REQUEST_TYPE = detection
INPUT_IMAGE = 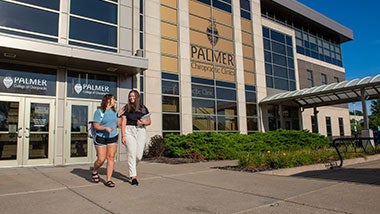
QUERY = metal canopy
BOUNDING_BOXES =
[260,75,380,108]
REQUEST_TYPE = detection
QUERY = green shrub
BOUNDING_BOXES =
[153,130,374,170]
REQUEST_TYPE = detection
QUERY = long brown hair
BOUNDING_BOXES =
[125,89,141,112]
[100,94,116,112]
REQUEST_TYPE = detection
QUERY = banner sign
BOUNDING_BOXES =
[67,71,117,99]
[0,67,56,96]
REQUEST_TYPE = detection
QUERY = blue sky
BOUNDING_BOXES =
[297,0,380,80]
[297,0,380,113]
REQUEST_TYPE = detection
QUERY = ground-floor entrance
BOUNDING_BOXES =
[0,95,55,167]
[64,100,101,165]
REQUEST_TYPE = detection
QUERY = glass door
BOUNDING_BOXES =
[65,100,99,164]
[0,97,21,166]
[0,96,55,167]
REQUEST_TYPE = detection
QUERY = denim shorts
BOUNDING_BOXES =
[94,135,118,147]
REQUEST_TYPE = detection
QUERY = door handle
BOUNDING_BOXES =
[17,127,23,138]
[25,127,30,138]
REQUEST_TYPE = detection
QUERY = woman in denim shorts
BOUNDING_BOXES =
[91,94,122,188]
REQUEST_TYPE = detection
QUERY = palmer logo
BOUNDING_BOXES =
[206,19,219,46]
[3,76,13,88]
[73,83,110,95]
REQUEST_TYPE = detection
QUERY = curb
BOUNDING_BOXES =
[258,153,380,176]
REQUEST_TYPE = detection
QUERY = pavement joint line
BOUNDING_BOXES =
[0,187,68,197]
[158,170,351,214]
[34,167,114,214]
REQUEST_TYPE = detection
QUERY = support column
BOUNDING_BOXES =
[279,104,284,129]
[313,107,319,133]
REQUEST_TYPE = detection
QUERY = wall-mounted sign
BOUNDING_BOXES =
[190,19,235,81]
[67,71,117,99]
[0,66,56,96]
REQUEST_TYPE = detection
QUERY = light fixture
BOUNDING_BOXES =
[135,49,144,57]
[3,53,16,59]
[106,67,118,72]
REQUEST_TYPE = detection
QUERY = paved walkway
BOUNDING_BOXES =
[0,155,380,214]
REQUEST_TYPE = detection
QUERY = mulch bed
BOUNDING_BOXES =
[143,157,270,172]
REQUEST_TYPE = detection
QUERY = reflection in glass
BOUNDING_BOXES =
[193,115,215,131]
[71,105,88,157]
[217,116,237,131]
[247,117,258,131]
[217,101,236,116]
[192,99,215,114]
[0,1,59,36]
[29,103,49,159]
[163,114,180,130]
[162,96,179,112]
[0,101,19,160]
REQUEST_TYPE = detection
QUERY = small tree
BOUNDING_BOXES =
[369,99,380,131]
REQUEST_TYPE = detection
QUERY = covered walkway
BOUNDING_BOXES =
[260,75,380,131]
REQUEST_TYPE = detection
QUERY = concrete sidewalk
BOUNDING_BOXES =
[0,155,380,214]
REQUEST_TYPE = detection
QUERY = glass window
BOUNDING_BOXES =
[273,65,288,78]
[240,10,250,20]
[307,70,313,87]
[274,78,288,90]
[247,117,258,131]
[272,53,287,67]
[193,115,216,131]
[162,96,179,112]
[334,76,339,83]
[326,116,332,136]
[338,117,344,136]
[162,72,179,80]
[217,101,237,116]
[217,116,237,131]
[162,80,179,95]
[192,84,215,98]
[321,73,327,84]
[70,0,117,24]
[272,42,286,54]
[192,99,215,114]
[163,114,180,130]
[69,17,117,47]
[14,0,60,9]
[245,91,256,103]
[240,0,250,11]
[216,88,236,100]
[246,104,257,116]
[271,30,285,43]
[213,0,231,13]
[0,1,59,36]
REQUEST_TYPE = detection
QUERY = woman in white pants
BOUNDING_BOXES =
[120,90,151,186]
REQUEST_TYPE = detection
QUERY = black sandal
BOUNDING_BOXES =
[92,172,100,183]
[105,180,115,188]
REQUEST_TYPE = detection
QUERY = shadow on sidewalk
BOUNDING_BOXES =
[70,167,130,183]
[292,167,380,186]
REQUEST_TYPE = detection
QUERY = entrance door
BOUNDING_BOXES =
[0,96,55,167]
[64,100,99,164]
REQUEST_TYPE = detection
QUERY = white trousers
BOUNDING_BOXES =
[125,125,146,177]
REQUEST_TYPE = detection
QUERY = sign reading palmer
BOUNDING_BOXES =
[190,19,235,81]
[67,71,117,100]
[0,68,56,96]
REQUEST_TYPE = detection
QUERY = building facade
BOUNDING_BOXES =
[0,0,353,167]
